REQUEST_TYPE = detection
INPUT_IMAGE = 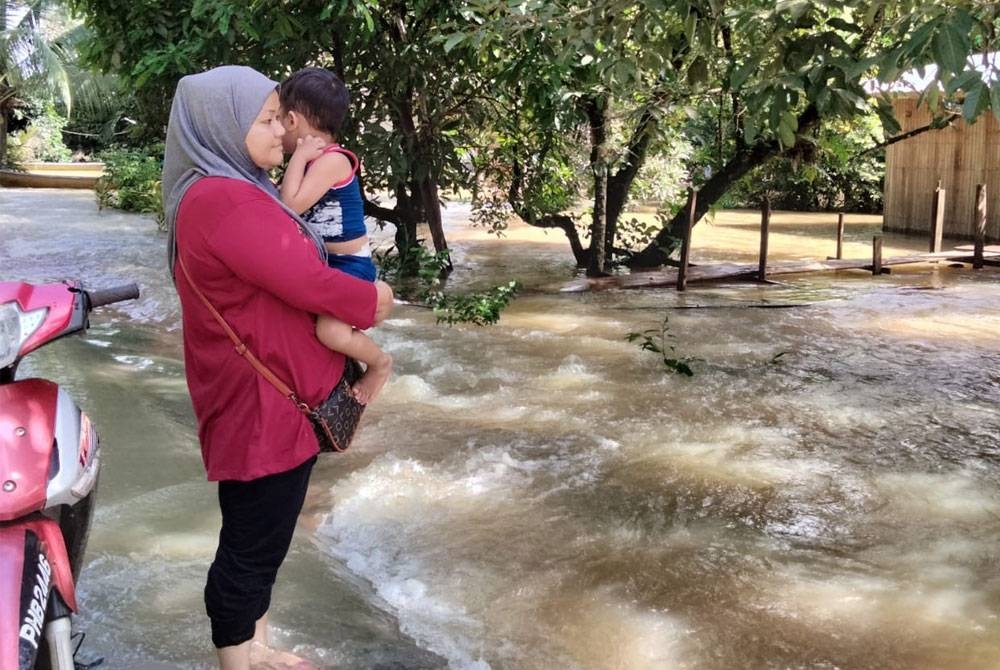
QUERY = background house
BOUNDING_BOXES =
[881,55,999,241]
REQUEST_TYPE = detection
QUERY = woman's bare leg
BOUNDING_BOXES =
[217,640,251,670]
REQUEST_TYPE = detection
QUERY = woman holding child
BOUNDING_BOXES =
[162,65,392,669]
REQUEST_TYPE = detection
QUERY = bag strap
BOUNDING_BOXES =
[176,254,313,417]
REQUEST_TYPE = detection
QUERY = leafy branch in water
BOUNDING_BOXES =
[375,243,520,326]
[626,314,695,376]
[425,281,520,326]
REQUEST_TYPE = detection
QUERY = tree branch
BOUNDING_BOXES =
[628,104,821,269]
[362,197,405,227]
[856,113,960,156]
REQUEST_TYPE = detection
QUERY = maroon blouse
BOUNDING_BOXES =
[174,177,377,481]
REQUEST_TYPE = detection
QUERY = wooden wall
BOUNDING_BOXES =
[883,96,999,241]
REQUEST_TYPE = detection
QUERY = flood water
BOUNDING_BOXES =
[3,187,1000,669]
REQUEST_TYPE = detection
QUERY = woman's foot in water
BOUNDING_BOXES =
[250,641,319,669]
[352,352,393,404]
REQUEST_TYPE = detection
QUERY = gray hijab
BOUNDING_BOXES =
[162,65,326,278]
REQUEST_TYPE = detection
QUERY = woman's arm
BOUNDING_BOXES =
[205,189,377,329]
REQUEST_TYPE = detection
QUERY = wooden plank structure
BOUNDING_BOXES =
[883,95,999,242]
[0,169,99,189]
[0,162,104,190]
[563,247,1000,292]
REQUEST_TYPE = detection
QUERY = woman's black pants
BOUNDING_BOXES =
[204,455,317,648]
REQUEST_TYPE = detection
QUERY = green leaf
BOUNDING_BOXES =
[778,121,796,149]
[778,111,797,148]
[730,61,755,90]
[992,83,1000,122]
[925,85,940,113]
[945,70,982,95]
[962,81,989,122]
[932,22,969,76]
[443,33,464,53]
[904,22,935,60]
[684,11,697,42]
[687,56,708,85]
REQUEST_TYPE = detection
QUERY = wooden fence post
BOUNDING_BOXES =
[677,188,696,292]
[758,197,771,281]
[973,183,987,269]
[836,212,845,260]
[872,236,883,275]
[930,179,945,253]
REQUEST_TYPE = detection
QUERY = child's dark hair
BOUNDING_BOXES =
[279,67,350,137]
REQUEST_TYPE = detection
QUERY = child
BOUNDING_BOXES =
[279,67,392,404]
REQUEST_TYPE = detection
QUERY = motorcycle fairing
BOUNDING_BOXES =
[0,379,92,521]
[0,519,77,670]
[46,386,96,509]
[0,380,58,522]
[0,282,78,359]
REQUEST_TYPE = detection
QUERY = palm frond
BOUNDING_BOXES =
[1,0,72,110]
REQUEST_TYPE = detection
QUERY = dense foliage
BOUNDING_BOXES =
[1,1,132,164]
[95,144,164,226]
[62,0,1000,275]
[6,100,71,162]
[721,117,886,213]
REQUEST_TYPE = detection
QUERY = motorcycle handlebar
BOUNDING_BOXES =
[85,283,140,309]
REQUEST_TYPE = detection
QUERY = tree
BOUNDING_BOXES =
[455,0,999,270]
[629,0,1000,267]
[68,0,497,274]
[454,0,691,275]
[67,0,998,274]
[0,0,71,165]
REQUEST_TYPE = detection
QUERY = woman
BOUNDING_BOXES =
[162,65,392,669]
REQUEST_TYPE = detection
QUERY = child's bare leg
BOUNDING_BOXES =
[374,280,394,325]
[316,315,392,404]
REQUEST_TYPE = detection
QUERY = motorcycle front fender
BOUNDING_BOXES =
[0,519,77,670]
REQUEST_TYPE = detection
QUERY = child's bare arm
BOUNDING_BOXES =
[280,136,325,212]
[280,138,353,214]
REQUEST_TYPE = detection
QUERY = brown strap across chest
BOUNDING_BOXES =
[176,254,313,417]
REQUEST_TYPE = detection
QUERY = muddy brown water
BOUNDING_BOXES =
[3,187,1000,669]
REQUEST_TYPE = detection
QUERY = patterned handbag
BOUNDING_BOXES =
[307,358,365,452]
[178,256,365,453]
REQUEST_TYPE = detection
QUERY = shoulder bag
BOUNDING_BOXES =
[177,255,365,453]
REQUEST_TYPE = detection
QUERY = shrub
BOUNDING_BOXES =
[7,105,73,163]
[95,145,164,228]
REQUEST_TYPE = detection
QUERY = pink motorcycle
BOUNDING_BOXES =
[0,280,138,670]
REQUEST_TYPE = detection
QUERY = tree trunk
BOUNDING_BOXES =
[605,105,659,256]
[535,215,588,266]
[377,82,450,274]
[0,110,7,167]
[506,155,590,268]
[419,176,452,273]
[392,185,418,251]
[629,105,820,269]
[584,95,609,277]
[589,170,608,277]
[628,140,779,268]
